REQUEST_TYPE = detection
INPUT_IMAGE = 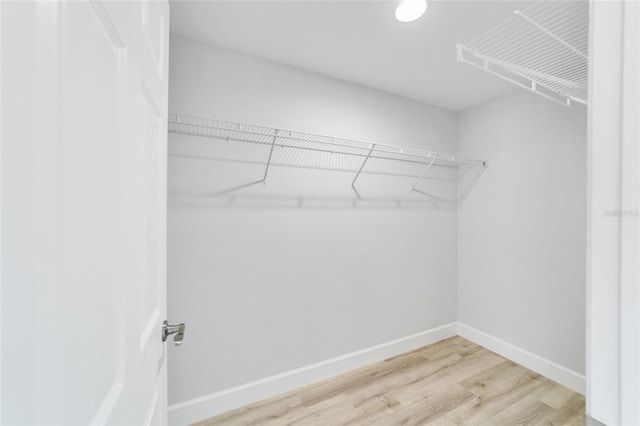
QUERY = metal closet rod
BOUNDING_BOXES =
[168,114,487,168]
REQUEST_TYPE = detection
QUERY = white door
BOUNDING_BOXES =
[1,1,170,424]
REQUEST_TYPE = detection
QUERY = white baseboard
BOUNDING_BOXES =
[169,322,585,425]
[457,322,585,395]
[168,322,457,426]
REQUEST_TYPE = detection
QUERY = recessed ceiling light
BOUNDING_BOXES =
[395,0,428,23]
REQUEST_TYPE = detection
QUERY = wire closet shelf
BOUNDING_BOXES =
[168,114,487,208]
[457,0,588,107]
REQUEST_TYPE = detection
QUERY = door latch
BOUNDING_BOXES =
[162,320,185,346]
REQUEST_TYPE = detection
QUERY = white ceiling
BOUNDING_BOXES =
[169,1,534,111]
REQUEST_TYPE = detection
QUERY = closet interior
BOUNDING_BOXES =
[166,1,588,424]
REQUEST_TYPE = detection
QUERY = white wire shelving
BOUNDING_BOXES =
[167,114,488,209]
[457,0,589,107]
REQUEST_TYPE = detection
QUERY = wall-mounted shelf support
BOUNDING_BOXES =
[458,163,488,203]
[263,130,278,183]
[352,144,375,199]
[412,158,436,193]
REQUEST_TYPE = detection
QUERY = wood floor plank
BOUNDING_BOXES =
[419,337,465,360]
[271,394,351,426]
[346,352,463,408]
[482,394,555,425]
[388,349,505,408]
[459,359,517,395]
[444,390,515,425]
[296,347,435,407]
[537,382,584,410]
[368,384,475,426]
[193,394,304,426]
[196,337,585,426]
[541,403,585,426]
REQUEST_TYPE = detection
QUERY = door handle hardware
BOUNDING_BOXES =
[162,321,185,346]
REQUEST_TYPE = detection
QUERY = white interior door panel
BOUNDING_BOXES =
[1,1,169,424]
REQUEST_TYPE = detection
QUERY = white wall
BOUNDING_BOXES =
[457,90,586,379]
[167,35,459,412]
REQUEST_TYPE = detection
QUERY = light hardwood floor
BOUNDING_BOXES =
[195,336,584,426]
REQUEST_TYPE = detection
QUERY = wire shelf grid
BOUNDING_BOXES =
[168,114,487,209]
[457,0,589,107]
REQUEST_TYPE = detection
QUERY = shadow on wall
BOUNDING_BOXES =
[167,133,486,211]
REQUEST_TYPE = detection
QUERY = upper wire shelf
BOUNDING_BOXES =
[168,114,487,209]
[457,0,588,107]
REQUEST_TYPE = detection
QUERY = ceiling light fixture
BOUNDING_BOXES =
[395,0,428,23]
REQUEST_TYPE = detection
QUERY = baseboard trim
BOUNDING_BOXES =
[456,322,585,395]
[169,322,585,425]
[168,322,457,425]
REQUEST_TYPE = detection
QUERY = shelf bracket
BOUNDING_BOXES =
[263,129,278,183]
[209,129,278,197]
[411,158,436,192]
[458,164,487,203]
[351,144,375,199]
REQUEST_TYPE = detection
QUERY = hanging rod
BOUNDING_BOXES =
[457,0,589,107]
[168,114,486,168]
